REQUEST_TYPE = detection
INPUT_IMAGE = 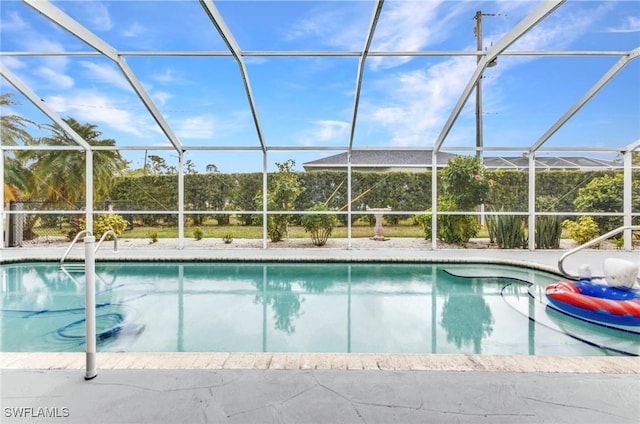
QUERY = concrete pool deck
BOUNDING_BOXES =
[2,241,639,423]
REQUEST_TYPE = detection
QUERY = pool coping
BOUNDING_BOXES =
[1,352,638,374]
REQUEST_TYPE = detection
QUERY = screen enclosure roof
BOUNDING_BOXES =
[1,0,639,173]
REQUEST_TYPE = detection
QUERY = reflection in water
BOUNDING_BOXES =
[252,268,338,334]
[438,272,494,353]
[254,281,302,335]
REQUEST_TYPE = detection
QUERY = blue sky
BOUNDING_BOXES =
[1,0,639,173]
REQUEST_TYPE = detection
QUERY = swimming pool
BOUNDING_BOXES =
[1,262,638,356]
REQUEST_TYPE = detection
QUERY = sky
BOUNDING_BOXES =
[1,0,639,173]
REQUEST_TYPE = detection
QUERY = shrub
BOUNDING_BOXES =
[486,213,527,249]
[435,198,479,245]
[67,214,86,240]
[573,173,622,233]
[93,214,129,240]
[68,214,128,240]
[414,205,482,245]
[438,214,479,245]
[148,230,158,244]
[534,195,562,249]
[193,227,203,240]
[301,204,337,246]
[267,216,285,242]
[441,155,489,210]
[414,211,432,240]
[255,159,305,242]
[434,156,487,245]
[536,215,562,249]
[562,216,600,245]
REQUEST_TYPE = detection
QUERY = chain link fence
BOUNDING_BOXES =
[5,200,133,247]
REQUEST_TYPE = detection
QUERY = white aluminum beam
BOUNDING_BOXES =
[528,153,536,251]
[348,0,384,152]
[623,150,632,250]
[200,0,267,153]
[626,140,640,152]
[434,0,566,152]
[530,47,640,153]
[3,50,632,58]
[23,0,184,153]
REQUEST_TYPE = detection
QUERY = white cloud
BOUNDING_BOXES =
[174,116,216,140]
[366,56,476,146]
[153,91,173,107]
[154,68,177,84]
[173,110,251,141]
[1,56,27,70]
[78,1,112,32]
[311,120,350,143]
[122,22,146,38]
[79,61,131,90]
[607,16,640,33]
[361,1,620,147]
[513,2,612,50]
[287,1,466,71]
[245,57,268,66]
[369,0,451,70]
[46,91,157,138]
[21,39,69,72]
[285,3,369,50]
[7,38,75,92]
[33,67,74,89]
[1,11,28,32]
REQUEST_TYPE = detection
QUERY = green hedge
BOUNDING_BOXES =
[108,170,638,227]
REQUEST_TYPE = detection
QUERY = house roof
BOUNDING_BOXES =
[303,150,457,170]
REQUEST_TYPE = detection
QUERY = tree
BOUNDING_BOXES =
[435,155,489,244]
[0,93,35,146]
[440,155,489,210]
[147,155,171,175]
[206,164,219,173]
[256,159,304,242]
[572,173,639,233]
[1,93,36,201]
[185,159,197,174]
[24,118,129,205]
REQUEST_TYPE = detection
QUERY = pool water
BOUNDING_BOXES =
[1,262,638,356]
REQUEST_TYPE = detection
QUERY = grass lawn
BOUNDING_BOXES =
[125,222,433,240]
[30,216,528,242]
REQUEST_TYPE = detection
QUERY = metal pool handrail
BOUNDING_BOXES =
[558,225,640,279]
[95,230,118,253]
[60,230,92,266]
[60,230,118,266]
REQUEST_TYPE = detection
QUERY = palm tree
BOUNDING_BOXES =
[0,93,35,146]
[25,118,129,206]
[1,93,36,202]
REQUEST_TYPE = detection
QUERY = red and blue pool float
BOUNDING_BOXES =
[545,280,640,327]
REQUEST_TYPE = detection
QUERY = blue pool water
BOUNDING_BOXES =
[1,262,638,355]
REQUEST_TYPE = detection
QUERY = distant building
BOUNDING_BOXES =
[303,150,620,172]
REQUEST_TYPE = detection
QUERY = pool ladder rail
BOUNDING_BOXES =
[558,225,640,280]
[60,230,118,272]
